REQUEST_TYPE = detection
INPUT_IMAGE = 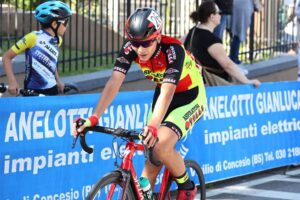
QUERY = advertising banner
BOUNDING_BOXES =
[1,81,300,199]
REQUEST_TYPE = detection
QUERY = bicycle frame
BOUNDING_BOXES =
[113,140,172,200]
[72,124,182,200]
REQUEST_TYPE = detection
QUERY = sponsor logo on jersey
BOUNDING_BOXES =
[163,78,176,84]
[183,104,204,130]
[114,66,127,74]
[166,46,176,64]
[124,42,133,55]
[117,57,130,64]
[165,68,179,74]
[45,44,57,57]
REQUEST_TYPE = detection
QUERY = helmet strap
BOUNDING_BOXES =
[50,21,61,45]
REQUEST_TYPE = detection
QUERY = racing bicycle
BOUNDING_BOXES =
[0,82,79,97]
[72,121,206,200]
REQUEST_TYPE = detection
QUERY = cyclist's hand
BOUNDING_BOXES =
[250,79,261,88]
[142,125,158,148]
[72,115,99,138]
[8,82,19,95]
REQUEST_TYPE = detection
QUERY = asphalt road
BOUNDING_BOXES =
[204,165,300,200]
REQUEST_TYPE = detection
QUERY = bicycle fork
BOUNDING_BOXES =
[107,169,132,200]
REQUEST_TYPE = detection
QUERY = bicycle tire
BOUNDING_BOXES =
[162,159,206,200]
[87,171,136,200]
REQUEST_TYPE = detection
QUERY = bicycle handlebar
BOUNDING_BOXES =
[72,119,162,166]
[0,82,79,96]
[63,83,80,93]
[0,83,44,96]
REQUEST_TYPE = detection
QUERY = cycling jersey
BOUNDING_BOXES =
[11,30,62,90]
[115,35,201,93]
[114,35,207,138]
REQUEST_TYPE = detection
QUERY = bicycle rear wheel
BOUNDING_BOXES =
[163,159,206,200]
[87,171,135,200]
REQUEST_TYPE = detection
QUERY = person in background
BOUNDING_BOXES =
[185,0,260,87]
[295,0,300,80]
[73,7,207,200]
[213,0,233,40]
[229,0,255,64]
[2,1,72,95]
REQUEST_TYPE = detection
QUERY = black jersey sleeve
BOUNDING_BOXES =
[163,44,185,85]
[113,41,137,74]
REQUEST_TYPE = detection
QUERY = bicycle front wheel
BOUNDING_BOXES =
[163,159,206,200]
[87,171,135,200]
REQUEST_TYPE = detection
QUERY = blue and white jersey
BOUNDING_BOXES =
[12,30,62,90]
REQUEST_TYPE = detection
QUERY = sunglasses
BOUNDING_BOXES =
[131,39,156,48]
[58,18,69,27]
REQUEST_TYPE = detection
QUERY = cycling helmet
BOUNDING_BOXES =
[35,1,72,24]
[125,8,162,41]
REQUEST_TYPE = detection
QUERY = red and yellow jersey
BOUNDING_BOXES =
[114,35,203,93]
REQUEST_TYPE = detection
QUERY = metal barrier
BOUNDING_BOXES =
[0,0,297,73]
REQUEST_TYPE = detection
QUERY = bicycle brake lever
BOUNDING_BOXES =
[71,134,79,149]
[140,135,162,167]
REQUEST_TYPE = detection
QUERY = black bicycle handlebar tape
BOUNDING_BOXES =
[77,119,94,154]
[64,83,79,93]
[20,89,42,96]
[0,83,7,93]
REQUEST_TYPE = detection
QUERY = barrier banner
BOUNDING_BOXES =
[0,81,300,199]
[188,81,300,183]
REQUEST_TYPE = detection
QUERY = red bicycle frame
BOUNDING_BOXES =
[107,140,173,200]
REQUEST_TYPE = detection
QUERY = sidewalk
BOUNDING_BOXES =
[0,54,298,95]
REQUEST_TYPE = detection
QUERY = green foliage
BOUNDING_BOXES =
[3,0,48,10]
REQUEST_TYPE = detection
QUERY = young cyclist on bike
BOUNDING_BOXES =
[2,1,72,96]
[74,8,206,199]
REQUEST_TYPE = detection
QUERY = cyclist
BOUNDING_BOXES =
[2,1,72,96]
[74,8,206,199]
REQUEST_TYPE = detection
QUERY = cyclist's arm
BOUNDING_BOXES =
[2,49,19,95]
[93,71,126,118]
[3,32,36,95]
[55,70,64,93]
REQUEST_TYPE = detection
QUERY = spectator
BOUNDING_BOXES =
[213,0,233,40]
[185,0,260,87]
[2,1,72,95]
[229,0,255,64]
[295,0,300,80]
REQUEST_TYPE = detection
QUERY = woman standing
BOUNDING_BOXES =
[185,0,260,87]
[229,0,255,64]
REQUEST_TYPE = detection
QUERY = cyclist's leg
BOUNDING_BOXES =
[161,85,206,199]
[141,126,184,186]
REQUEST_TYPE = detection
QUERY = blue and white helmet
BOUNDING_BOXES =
[35,1,72,24]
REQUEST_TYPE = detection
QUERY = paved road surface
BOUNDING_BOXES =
[202,165,300,200]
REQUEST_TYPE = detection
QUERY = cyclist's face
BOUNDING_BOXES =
[55,19,69,36]
[132,35,161,61]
